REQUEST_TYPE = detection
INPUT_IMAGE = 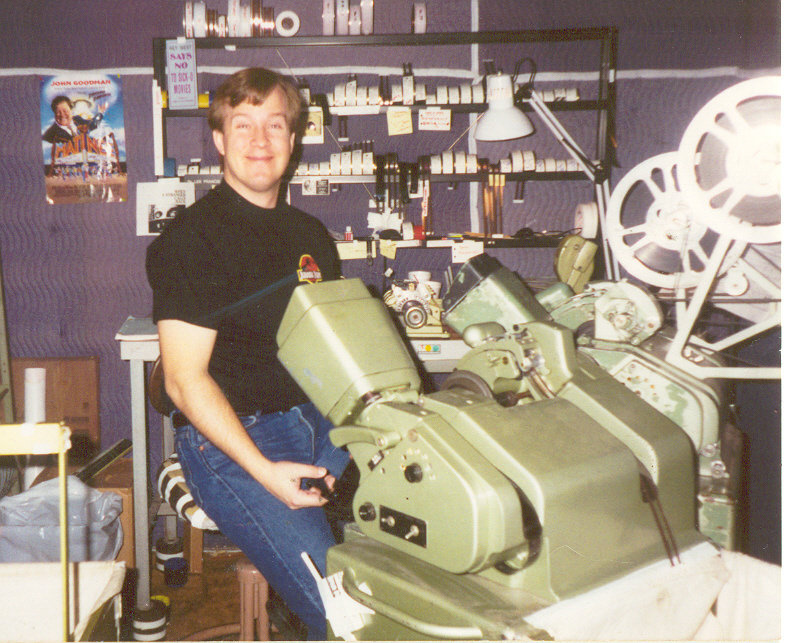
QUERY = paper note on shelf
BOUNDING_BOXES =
[386,107,413,135]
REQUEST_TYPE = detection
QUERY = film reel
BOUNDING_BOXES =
[607,152,744,290]
[677,76,781,245]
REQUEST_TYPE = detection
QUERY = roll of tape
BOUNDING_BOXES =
[430,154,442,174]
[511,150,524,173]
[275,10,300,36]
[330,153,341,174]
[262,6,275,35]
[522,150,536,171]
[566,87,580,101]
[436,85,448,105]
[544,158,556,172]
[454,151,467,174]
[412,2,426,33]
[334,83,346,107]
[250,0,261,36]
[556,159,567,172]
[240,1,252,36]
[362,151,374,174]
[390,83,402,104]
[351,149,363,174]
[345,79,357,106]
[348,4,361,35]
[367,84,379,105]
[132,599,168,642]
[155,537,183,572]
[447,86,460,105]
[193,1,207,37]
[340,151,352,175]
[535,159,545,172]
[500,157,512,173]
[183,1,194,37]
[441,150,454,174]
[402,74,415,105]
[322,0,335,35]
[336,0,349,35]
[459,83,472,104]
[360,0,374,34]
[356,85,368,105]
[466,154,477,173]
[227,0,240,36]
[471,83,484,104]
[319,161,331,175]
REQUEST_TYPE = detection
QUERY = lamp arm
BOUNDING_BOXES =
[525,89,598,181]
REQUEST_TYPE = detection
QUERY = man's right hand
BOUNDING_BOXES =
[262,461,335,509]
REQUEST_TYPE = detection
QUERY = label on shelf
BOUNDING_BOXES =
[418,108,451,131]
[451,240,484,264]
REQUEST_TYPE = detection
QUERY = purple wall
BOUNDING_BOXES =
[0,0,780,558]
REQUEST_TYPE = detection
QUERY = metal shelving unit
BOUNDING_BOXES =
[151,27,617,254]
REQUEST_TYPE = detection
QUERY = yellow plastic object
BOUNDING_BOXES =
[0,423,72,641]
[554,235,598,294]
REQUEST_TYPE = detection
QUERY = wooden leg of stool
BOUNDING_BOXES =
[183,524,204,574]
[240,575,255,641]
[254,576,270,641]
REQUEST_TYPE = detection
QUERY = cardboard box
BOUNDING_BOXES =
[8,357,100,459]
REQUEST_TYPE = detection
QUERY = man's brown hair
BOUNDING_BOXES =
[207,67,304,134]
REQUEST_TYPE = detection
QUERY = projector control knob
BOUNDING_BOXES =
[404,463,423,483]
[358,502,376,521]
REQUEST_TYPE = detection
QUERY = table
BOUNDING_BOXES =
[116,315,466,611]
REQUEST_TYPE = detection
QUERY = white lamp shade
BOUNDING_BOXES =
[475,72,534,141]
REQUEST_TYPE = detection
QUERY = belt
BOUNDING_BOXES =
[171,409,260,429]
[172,411,189,429]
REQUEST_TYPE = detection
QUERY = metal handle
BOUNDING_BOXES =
[342,568,483,640]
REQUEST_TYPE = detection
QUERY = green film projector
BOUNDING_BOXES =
[277,263,710,640]
[443,255,740,551]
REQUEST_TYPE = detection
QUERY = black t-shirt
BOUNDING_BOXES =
[146,181,341,414]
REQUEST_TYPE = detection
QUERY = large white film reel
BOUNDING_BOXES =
[677,76,781,245]
[607,152,743,289]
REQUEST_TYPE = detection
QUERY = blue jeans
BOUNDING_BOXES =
[174,403,350,640]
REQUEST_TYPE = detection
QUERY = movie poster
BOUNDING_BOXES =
[40,74,127,204]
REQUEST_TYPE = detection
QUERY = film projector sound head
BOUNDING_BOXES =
[277,265,706,638]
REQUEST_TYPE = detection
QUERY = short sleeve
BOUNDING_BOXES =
[145,221,232,328]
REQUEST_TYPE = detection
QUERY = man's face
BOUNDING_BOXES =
[54,101,72,127]
[212,88,295,208]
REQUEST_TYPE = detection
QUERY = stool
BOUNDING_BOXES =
[183,556,271,641]
[237,557,270,641]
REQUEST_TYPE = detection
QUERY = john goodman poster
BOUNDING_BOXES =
[41,74,127,204]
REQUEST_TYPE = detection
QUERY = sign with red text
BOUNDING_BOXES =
[165,39,198,110]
